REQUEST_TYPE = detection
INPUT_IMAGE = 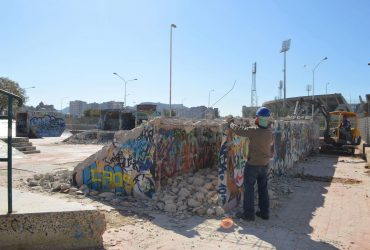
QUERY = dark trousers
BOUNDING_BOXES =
[243,164,269,217]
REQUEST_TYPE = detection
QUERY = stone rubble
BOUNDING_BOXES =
[24,166,294,219]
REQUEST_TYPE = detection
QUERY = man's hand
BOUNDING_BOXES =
[225,115,234,124]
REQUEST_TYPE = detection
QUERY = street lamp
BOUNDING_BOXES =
[312,56,328,116]
[60,96,68,114]
[208,89,214,108]
[325,82,330,106]
[169,23,177,117]
[24,86,36,90]
[113,72,137,108]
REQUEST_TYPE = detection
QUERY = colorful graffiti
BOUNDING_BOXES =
[155,127,221,180]
[218,120,319,210]
[217,124,249,210]
[76,118,318,206]
[16,111,65,138]
[81,125,156,198]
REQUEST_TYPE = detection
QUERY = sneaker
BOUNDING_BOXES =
[236,211,255,221]
[255,211,269,220]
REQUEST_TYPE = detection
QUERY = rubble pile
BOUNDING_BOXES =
[25,167,294,219]
[153,167,225,217]
[63,130,115,145]
[26,169,73,193]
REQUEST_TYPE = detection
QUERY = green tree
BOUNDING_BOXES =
[84,108,101,117]
[0,77,27,113]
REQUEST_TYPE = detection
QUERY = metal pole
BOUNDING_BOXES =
[169,26,173,117]
[124,80,127,108]
[325,82,329,106]
[7,96,13,214]
[312,69,315,117]
[283,51,286,109]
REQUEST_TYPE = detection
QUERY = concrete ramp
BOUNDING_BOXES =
[0,187,106,250]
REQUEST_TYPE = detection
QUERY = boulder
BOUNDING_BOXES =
[193,177,204,186]
[215,206,224,216]
[188,199,201,208]
[178,188,191,199]
[194,192,205,202]
[28,180,39,187]
[60,183,71,191]
[206,208,215,216]
[98,192,115,199]
[164,203,177,213]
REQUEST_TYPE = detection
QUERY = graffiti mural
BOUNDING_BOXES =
[16,112,28,137]
[16,111,65,138]
[218,120,319,210]
[155,126,221,181]
[81,125,156,198]
[217,124,249,211]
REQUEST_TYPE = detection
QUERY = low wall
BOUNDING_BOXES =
[16,111,65,138]
[74,118,319,209]
[359,117,370,144]
[0,210,105,250]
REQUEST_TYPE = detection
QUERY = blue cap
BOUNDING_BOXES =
[256,107,271,117]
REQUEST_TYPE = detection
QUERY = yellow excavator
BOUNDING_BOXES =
[293,98,361,155]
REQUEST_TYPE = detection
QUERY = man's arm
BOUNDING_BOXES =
[226,116,255,137]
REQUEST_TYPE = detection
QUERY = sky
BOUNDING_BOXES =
[0,0,369,116]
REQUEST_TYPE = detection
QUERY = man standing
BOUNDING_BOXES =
[227,107,273,221]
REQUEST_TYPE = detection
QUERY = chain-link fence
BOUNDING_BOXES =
[359,117,370,144]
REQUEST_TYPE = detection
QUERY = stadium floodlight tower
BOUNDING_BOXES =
[280,39,291,109]
[306,84,312,96]
[278,80,283,99]
[251,62,257,107]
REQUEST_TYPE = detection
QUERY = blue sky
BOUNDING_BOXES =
[1,0,369,116]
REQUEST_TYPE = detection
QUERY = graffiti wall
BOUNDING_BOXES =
[217,120,319,210]
[74,119,222,198]
[74,118,318,207]
[16,111,65,138]
[155,126,221,180]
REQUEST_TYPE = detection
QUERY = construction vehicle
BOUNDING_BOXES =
[293,98,361,155]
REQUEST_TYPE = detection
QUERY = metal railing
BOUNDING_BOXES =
[0,89,22,214]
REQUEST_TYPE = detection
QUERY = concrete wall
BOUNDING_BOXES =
[0,120,16,138]
[74,118,319,209]
[0,210,105,250]
[359,117,370,144]
[74,119,221,199]
[16,111,65,138]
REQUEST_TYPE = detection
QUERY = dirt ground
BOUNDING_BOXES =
[1,135,369,250]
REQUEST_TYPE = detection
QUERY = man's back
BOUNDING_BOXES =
[230,124,273,166]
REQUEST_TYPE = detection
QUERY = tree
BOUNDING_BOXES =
[84,108,101,117]
[0,77,27,113]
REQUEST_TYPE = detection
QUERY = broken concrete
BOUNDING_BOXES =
[0,187,106,250]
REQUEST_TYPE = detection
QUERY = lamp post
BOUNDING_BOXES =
[312,57,328,116]
[325,82,330,106]
[24,86,36,90]
[208,89,214,108]
[169,23,177,117]
[60,96,68,114]
[113,72,137,108]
